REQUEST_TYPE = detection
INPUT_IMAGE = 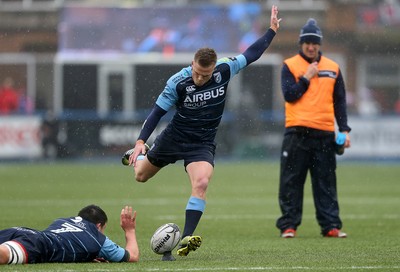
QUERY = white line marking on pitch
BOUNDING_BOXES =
[48,266,400,272]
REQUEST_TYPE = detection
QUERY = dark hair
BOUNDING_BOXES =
[194,48,217,67]
[78,204,108,227]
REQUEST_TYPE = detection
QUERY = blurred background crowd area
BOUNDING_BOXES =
[0,0,399,160]
[1,0,399,117]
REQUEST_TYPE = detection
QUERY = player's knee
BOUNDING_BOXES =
[134,164,159,183]
[134,172,149,183]
[0,245,9,264]
[0,242,27,264]
[193,177,209,192]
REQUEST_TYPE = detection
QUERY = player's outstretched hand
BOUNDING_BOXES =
[120,206,137,232]
[120,206,140,262]
[270,5,282,32]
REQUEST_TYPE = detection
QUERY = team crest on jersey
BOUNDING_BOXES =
[213,72,222,83]
[186,85,196,94]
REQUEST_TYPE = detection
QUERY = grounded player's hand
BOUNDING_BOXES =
[92,257,109,263]
[270,5,281,32]
[120,206,137,231]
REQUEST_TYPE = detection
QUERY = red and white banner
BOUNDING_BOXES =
[0,116,42,158]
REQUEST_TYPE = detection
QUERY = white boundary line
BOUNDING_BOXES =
[155,214,400,220]
[141,267,400,271]
[43,266,400,272]
[32,266,400,272]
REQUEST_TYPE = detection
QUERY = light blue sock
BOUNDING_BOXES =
[186,196,206,212]
[183,196,206,237]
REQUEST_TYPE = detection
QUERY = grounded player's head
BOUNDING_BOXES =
[78,204,108,227]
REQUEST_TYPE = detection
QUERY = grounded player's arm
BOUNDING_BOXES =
[120,206,139,262]
[242,5,280,65]
[281,64,309,102]
[98,207,139,263]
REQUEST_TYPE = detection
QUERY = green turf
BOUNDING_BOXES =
[0,160,399,271]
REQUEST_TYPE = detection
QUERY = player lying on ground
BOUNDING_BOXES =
[0,205,139,264]
[124,5,281,257]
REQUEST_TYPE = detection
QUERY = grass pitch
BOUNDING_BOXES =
[0,160,399,271]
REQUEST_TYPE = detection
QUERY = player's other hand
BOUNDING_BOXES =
[270,5,282,32]
[129,141,146,166]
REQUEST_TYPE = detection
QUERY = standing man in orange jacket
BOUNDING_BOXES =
[276,18,351,238]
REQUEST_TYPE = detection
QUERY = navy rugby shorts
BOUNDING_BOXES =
[0,227,45,264]
[146,134,216,168]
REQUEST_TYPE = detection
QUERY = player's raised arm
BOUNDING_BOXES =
[270,5,281,33]
[242,5,282,65]
[120,206,139,262]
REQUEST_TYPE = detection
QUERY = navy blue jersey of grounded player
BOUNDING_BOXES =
[0,216,128,263]
[138,28,276,144]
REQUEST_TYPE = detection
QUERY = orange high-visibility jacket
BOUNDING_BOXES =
[284,54,339,132]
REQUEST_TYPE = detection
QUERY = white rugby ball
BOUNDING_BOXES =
[150,223,181,254]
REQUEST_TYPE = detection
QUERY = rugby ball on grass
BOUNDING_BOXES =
[150,223,181,254]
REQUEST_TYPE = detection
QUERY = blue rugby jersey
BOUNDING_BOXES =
[155,55,247,143]
[137,28,276,144]
[41,216,126,263]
